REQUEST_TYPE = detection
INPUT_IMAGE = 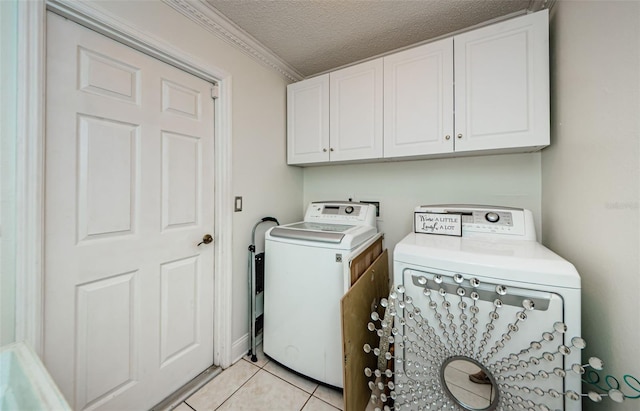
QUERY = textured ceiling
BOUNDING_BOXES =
[205,0,535,78]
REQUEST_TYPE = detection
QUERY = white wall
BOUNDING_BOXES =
[543,1,640,409]
[0,0,18,346]
[60,1,304,360]
[303,152,543,261]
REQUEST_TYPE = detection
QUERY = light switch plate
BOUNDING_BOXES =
[234,196,243,212]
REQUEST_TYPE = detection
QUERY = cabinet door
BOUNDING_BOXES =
[384,38,454,158]
[330,59,383,161]
[454,10,549,153]
[287,74,330,164]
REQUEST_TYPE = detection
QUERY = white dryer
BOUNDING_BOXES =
[393,205,581,411]
[264,201,381,388]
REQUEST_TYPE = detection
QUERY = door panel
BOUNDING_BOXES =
[329,59,383,161]
[161,132,201,230]
[286,74,330,164]
[77,115,140,241]
[161,79,202,119]
[75,272,139,409]
[383,38,454,157]
[160,256,200,366]
[78,46,141,103]
[45,12,215,410]
[454,11,549,152]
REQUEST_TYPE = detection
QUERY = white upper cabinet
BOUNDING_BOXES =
[286,10,549,165]
[454,10,549,153]
[330,58,384,162]
[287,74,330,164]
[384,38,454,158]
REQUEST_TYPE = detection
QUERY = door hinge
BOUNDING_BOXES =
[211,85,220,99]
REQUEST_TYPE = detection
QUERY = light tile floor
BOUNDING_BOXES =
[170,347,494,411]
[174,346,344,411]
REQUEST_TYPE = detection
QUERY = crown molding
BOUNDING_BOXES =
[527,0,554,13]
[163,0,304,82]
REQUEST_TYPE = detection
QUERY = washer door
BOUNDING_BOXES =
[395,267,568,411]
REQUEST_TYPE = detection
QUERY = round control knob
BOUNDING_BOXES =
[485,212,500,223]
[345,206,354,214]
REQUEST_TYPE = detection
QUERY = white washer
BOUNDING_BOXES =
[393,205,581,411]
[264,201,381,388]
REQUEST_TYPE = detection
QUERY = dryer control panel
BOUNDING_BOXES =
[416,204,536,241]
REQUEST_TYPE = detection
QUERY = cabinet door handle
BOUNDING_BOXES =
[445,135,451,140]
[457,134,463,139]
[323,148,327,152]
[330,148,334,152]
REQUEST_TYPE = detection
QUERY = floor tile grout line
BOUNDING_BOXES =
[298,395,313,411]
[181,401,196,411]
[213,367,261,410]
[260,362,346,405]
[248,353,326,396]
[262,365,319,396]
[242,356,268,369]
[310,385,344,410]
[256,355,344,409]
[297,395,341,411]
[312,395,342,411]
[191,363,262,411]
[231,364,343,410]
[242,356,273,373]
[214,354,343,411]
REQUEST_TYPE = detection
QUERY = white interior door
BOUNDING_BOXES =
[44,12,215,410]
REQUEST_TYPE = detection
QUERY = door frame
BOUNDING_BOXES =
[15,0,234,368]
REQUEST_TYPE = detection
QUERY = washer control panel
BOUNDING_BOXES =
[320,204,359,216]
[485,212,500,223]
[416,204,536,241]
[305,202,377,227]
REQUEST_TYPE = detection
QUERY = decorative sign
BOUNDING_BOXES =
[414,212,462,237]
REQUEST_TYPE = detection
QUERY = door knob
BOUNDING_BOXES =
[198,234,213,246]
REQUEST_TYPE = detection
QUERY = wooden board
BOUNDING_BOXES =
[349,236,383,286]
[341,250,389,411]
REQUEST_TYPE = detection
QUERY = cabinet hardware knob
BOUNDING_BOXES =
[445,135,451,140]
[330,148,334,152]
[323,148,327,152]
[457,134,463,139]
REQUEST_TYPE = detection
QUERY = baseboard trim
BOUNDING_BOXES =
[232,333,250,364]
[232,331,265,364]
